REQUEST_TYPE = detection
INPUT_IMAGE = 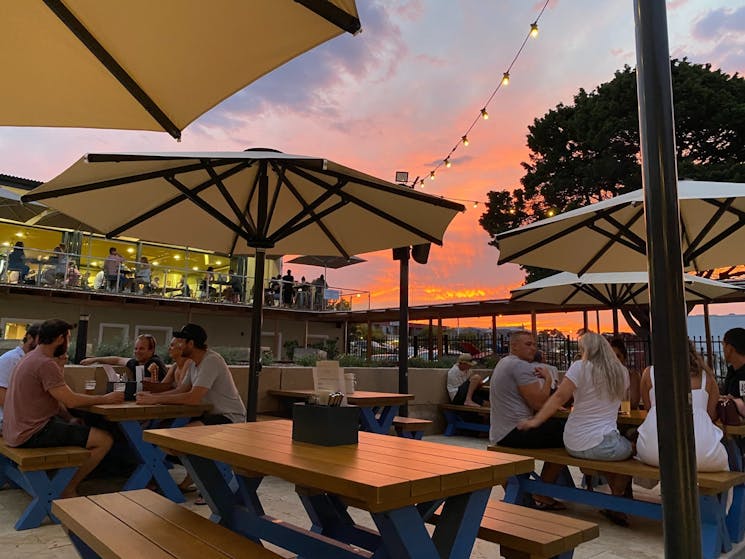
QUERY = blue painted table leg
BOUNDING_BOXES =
[298,491,381,551]
[69,532,102,559]
[118,420,184,503]
[727,484,745,543]
[359,405,399,434]
[182,454,242,527]
[431,488,489,559]
[14,467,76,530]
[372,505,441,559]
[443,411,457,436]
[700,494,728,559]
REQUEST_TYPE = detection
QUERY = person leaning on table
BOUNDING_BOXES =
[2,319,124,498]
[80,333,167,381]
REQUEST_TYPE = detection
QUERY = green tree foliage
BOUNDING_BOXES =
[480,59,745,284]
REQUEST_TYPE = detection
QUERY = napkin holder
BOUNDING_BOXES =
[292,403,359,446]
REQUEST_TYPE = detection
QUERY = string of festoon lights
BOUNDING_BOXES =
[406,0,551,210]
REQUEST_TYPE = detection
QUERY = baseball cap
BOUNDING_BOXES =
[458,353,477,366]
[173,323,207,346]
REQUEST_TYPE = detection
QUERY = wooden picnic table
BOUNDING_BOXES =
[555,408,647,426]
[144,419,533,559]
[268,389,414,434]
[81,402,211,502]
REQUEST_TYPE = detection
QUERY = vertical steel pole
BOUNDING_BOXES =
[398,247,410,415]
[634,1,700,556]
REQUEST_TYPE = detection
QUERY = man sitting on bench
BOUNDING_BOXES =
[489,330,565,510]
[2,319,124,497]
[447,353,488,407]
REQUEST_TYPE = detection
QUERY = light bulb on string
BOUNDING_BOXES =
[502,72,510,86]
[444,157,451,168]
[530,22,539,38]
[480,108,489,120]
[429,171,436,181]
[473,201,479,208]
[462,135,469,147]
[419,179,425,188]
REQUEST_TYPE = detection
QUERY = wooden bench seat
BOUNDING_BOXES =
[430,499,598,559]
[391,416,432,439]
[439,403,490,435]
[53,489,286,559]
[489,445,745,559]
[0,437,90,530]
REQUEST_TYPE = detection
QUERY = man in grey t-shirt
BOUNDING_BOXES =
[490,331,565,509]
[136,323,246,424]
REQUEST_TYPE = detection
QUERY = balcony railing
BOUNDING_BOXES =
[0,247,370,312]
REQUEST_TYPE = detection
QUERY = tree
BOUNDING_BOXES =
[480,59,745,334]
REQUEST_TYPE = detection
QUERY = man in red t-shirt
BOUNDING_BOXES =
[2,319,124,497]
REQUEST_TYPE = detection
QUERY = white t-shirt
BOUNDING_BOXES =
[446,364,469,400]
[0,346,25,426]
[183,350,246,423]
[563,359,629,452]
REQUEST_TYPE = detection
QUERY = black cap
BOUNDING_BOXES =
[173,323,207,346]
[26,322,42,338]
[725,328,745,355]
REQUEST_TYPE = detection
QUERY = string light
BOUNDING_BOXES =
[407,0,551,204]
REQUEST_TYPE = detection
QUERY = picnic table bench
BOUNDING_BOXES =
[391,415,432,439]
[0,437,89,530]
[430,499,599,559]
[52,489,285,559]
[490,445,745,559]
[439,403,490,435]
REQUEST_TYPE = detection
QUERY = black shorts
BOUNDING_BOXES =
[452,379,486,406]
[498,417,565,449]
[195,414,233,425]
[20,416,90,449]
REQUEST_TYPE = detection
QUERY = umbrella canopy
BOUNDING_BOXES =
[286,255,366,269]
[511,271,741,307]
[23,150,464,421]
[1,1,360,139]
[0,185,94,230]
[496,180,745,274]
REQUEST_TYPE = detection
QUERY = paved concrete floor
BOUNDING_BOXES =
[1,433,743,558]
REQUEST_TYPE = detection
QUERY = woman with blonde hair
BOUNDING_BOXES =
[636,341,728,472]
[519,332,632,523]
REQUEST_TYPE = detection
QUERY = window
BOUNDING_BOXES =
[1,318,39,340]
[98,323,130,347]
[134,325,173,348]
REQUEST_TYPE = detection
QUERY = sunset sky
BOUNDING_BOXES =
[1,1,744,332]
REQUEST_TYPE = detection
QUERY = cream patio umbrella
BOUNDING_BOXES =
[1,1,360,139]
[496,180,745,275]
[511,271,742,334]
[22,149,465,420]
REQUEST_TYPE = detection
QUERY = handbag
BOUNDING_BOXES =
[717,399,742,426]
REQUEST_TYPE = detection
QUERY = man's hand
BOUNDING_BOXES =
[103,391,125,404]
[136,391,158,405]
[534,365,552,381]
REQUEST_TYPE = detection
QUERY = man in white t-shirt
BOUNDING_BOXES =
[135,323,246,424]
[0,323,41,429]
[446,353,488,407]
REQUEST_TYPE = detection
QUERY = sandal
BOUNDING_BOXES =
[194,493,207,506]
[600,509,630,527]
[532,498,567,511]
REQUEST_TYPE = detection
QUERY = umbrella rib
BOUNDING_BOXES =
[105,162,251,237]
[288,165,445,245]
[578,207,645,275]
[269,162,349,257]
[268,178,346,239]
[559,284,584,306]
[21,161,225,202]
[294,0,362,34]
[600,214,646,250]
[686,219,745,266]
[264,166,286,238]
[274,200,350,251]
[682,198,735,266]
[160,176,251,243]
[497,204,635,262]
[229,169,262,255]
[43,0,181,139]
[202,161,257,237]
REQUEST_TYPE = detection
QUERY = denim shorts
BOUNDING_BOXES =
[567,431,633,461]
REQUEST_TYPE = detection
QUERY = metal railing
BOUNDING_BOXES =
[0,246,370,312]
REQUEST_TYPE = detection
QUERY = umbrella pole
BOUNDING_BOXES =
[634,1,700,556]
[247,249,266,422]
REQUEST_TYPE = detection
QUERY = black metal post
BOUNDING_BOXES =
[74,313,89,363]
[634,1,700,556]
[396,246,410,416]
[247,249,265,422]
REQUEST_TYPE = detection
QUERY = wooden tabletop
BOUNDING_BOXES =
[555,408,647,426]
[269,389,415,406]
[143,419,533,513]
[83,402,212,421]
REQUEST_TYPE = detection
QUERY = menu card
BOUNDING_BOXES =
[313,360,345,394]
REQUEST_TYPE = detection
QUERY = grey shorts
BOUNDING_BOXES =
[567,431,633,461]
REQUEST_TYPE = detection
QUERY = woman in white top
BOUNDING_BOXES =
[160,337,195,388]
[519,332,632,501]
[636,341,728,472]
